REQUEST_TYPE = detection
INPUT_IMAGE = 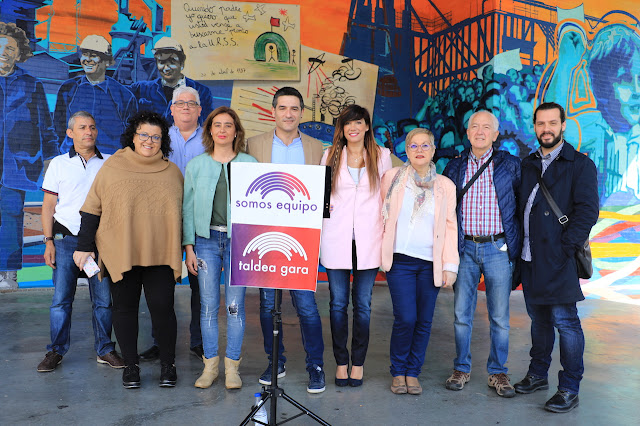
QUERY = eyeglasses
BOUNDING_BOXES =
[408,143,432,151]
[135,133,162,143]
[173,100,199,109]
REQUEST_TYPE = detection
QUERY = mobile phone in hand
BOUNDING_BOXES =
[83,256,100,278]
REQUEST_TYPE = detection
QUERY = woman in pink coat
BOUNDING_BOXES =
[380,128,459,395]
[320,105,392,387]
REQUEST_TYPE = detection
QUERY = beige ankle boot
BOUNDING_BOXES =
[224,357,242,389]
[194,356,219,388]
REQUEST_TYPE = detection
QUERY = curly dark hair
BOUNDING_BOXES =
[202,106,246,155]
[0,22,33,62]
[121,111,172,157]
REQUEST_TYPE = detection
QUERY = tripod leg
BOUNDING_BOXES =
[239,393,272,426]
[269,289,283,425]
[280,391,331,426]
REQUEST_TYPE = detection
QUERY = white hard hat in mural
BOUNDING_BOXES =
[79,34,112,56]
[153,37,184,53]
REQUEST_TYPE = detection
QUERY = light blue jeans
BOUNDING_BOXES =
[453,237,512,374]
[195,230,246,360]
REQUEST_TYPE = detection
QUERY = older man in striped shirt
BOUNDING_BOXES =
[443,110,522,398]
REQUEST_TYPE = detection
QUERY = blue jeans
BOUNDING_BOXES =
[326,266,377,366]
[521,261,584,394]
[48,235,115,356]
[260,288,324,371]
[0,185,25,271]
[195,230,245,360]
[386,254,439,377]
[453,237,511,374]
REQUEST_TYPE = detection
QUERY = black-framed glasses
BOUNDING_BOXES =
[173,100,199,109]
[135,133,162,143]
[408,143,432,151]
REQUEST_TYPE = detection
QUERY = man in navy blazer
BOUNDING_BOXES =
[514,102,599,413]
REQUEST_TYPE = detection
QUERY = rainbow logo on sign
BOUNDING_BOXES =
[245,172,310,200]
[243,232,308,261]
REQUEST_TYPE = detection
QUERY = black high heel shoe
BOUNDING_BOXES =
[348,366,364,387]
[335,377,349,387]
[348,377,363,387]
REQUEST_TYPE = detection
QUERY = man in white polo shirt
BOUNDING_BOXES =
[37,111,123,372]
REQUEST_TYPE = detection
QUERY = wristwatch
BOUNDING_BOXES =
[43,236,54,242]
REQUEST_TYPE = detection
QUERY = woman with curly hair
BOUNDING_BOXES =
[320,104,392,387]
[73,111,184,389]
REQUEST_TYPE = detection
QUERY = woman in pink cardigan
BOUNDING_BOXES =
[380,128,459,395]
[320,105,392,387]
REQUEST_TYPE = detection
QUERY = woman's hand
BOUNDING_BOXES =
[442,271,457,288]
[73,251,95,270]
[185,245,198,276]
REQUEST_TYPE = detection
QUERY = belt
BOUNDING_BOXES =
[210,225,228,232]
[464,232,505,243]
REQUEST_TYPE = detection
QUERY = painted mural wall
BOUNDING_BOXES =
[0,0,638,303]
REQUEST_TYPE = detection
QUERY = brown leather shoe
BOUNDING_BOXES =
[390,376,407,394]
[97,351,125,368]
[37,351,63,372]
[406,376,422,395]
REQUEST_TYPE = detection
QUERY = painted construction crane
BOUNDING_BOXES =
[341,0,568,118]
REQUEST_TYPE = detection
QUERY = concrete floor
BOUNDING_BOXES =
[1,283,638,426]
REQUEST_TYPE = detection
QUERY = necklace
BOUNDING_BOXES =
[347,148,364,165]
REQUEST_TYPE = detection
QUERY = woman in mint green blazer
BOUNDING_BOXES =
[182,106,256,390]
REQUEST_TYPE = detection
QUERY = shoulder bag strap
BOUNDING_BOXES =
[457,151,495,204]
[535,169,569,227]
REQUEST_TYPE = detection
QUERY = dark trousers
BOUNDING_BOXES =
[188,271,202,347]
[111,265,177,365]
[521,261,585,394]
[151,271,201,348]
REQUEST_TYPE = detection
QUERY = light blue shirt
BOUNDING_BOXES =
[522,142,564,261]
[168,125,205,176]
[271,131,305,165]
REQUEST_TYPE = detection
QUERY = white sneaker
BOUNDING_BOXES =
[0,271,19,289]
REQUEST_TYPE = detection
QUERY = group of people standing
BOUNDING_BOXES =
[37,79,599,415]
